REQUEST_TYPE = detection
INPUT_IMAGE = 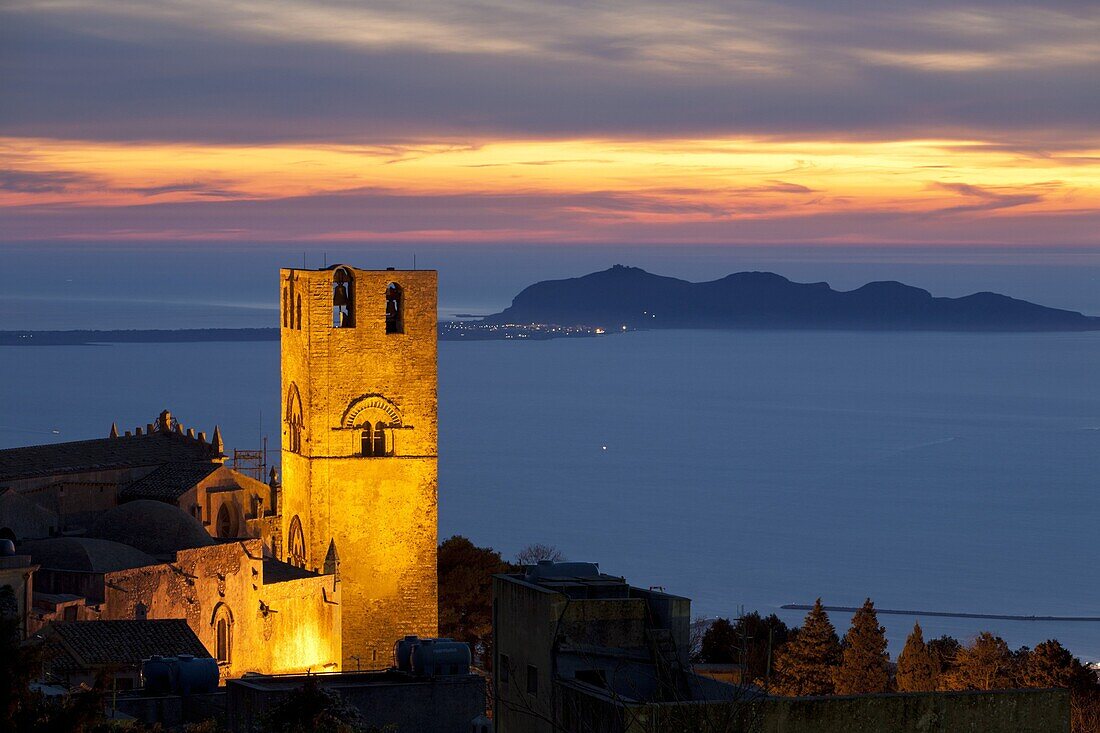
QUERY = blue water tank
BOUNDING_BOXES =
[410,639,471,677]
[175,654,219,694]
[141,654,219,695]
[394,634,420,672]
[141,656,174,695]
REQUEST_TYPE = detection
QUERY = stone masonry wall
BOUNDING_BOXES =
[280,266,438,668]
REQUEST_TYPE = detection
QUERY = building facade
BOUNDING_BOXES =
[280,265,439,668]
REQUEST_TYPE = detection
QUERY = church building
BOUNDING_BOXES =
[280,265,439,668]
[0,263,440,679]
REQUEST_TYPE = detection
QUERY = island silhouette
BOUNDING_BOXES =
[482,265,1100,332]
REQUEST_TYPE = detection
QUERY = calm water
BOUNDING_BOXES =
[2,331,1099,660]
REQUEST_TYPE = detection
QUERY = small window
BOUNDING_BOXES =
[217,618,229,663]
[373,421,386,456]
[526,665,538,695]
[63,605,77,621]
[360,426,373,456]
[333,267,354,328]
[282,287,288,328]
[134,602,147,621]
[385,282,403,334]
[288,515,306,568]
[295,295,302,330]
[499,654,510,683]
[216,504,233,538]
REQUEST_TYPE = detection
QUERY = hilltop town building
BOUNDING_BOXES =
[279,266,439,668]
[0,263,440,682]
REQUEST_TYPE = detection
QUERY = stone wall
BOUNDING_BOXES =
[549,684,1070,733]
[280,266,438,668]
[103,539,341,679]
[227,672,484,733]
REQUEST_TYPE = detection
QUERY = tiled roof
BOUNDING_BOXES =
[0,431,220,482]
[263,558,322,585]
[44,620,210,669]
[118,462,221,501]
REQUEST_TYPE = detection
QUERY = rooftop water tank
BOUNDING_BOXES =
[409,639,471,677]
[176,655,219,695]
[394,635,420,672]
[141,654,219,695]
[141,656,174,695]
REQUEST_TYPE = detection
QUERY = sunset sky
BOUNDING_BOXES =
[2,0,1099,246]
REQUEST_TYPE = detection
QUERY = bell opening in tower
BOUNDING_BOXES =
[332,266,354,328]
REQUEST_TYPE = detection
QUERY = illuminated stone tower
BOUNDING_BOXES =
[280,265,438,668]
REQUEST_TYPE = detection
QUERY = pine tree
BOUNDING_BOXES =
[700,617,738,664]
[895,622,938,692]
[944,632,1014,691]
[1022,639,1092,691]
[772,598,840,696]
[832,598,890,695]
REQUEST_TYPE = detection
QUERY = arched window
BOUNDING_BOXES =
[333,267,354,328]
[360,426,373,456]
[282,287,288,328]
[373,420,387,456]
[385,282,403,334]
[211,603,233,664]
[286,384,304,454]
[217,618,229,662]
[288,515,306,568]
[216,504,234,538]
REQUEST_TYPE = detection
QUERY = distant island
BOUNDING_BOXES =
[482,265,1100,332]
[5,267,1099,345]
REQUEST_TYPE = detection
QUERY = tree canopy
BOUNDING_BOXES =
[437,535,518,666]
[895,622,937,693]
[833,599,890,695]
[772,599,840,697]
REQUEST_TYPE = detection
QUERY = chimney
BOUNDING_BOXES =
[135,427,143,436]
[197,431,207,443]
[186,428,196,439]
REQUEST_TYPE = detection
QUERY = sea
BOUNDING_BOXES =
[2,328,1098,661]
[1,244,1098,661]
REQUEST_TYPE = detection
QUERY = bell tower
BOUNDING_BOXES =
[280,265,438,668]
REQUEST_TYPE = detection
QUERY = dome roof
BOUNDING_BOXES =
[21,537,157,573]
[89,500,215,556]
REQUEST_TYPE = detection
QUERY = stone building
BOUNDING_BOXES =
[493,561,739,733]
[1,263,441,680]
[23,503,340,681]
[279,265,439,668]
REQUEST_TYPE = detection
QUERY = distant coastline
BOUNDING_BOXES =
[0,324,604,345]
[0,328,280,346]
